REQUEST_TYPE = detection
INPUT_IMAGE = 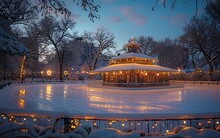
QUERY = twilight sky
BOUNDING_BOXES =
[65,0,206,51]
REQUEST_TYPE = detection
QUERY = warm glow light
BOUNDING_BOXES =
[198,122,201,125]
[207,120,211,124]
[33,118,36,122]
[46,85,52,101]
[24,117,26,121]
[216,121,219,124]
[47,70,52,76]
[93,122,96,126]
[19,89,26,95]
[41,71,44,74]
[183,120,186,124]
[64,71,68,76]
[145,73,148,76]
[166,129,169,133]
[109,122,112,125]
[156,73,159,76]
[122,123,125,127]
[71,125,76,129]
[19,99,25,108]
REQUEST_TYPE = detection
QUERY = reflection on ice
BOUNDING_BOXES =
[0,83,219,114]
[85,87,183,113]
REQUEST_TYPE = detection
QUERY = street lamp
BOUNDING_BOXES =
[41,71,44,81]
[47,70,52,82]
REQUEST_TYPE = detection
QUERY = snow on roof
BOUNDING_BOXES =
[111,52,157,61]
[93,63,177,72]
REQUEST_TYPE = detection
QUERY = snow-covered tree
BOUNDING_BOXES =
[182,17,220,80]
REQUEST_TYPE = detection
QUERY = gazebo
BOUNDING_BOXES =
[90,38,178,87]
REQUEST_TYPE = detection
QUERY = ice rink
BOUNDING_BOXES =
[0,83,220,114]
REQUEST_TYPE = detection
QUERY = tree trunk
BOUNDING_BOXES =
[93,56,99,71]
[59,63,63,81]
[208,62,214,81]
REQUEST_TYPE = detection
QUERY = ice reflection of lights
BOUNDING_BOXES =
[87,88,183,113]
[46,85,52,101]
[89,95,114,103]
[89,103,132,113]
[19,89,26,95]
[19,99,25,108]
[19,89,26,108]
[63,85,69,99]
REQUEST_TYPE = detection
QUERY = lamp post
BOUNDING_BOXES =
[64,71,68,80]
[41,71,44,81]
[47,70,52,82]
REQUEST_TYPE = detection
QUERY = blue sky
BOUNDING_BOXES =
[65,0,206,51]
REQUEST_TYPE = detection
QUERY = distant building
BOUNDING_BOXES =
[91,38,177,87]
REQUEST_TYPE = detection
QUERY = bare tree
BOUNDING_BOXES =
[182,17,220,80]
[34,16,76,80]
[82,28,115,71]
[206,0,220,22]
[137,36,157,55]
[152,38,188,69]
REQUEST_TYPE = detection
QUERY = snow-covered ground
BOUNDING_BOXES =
[0,83,220,115]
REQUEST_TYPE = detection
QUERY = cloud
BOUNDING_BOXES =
[119,6,147,25]
[169,14,189,25]
[109,16,123,23]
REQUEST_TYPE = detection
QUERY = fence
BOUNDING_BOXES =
[1,112,220,135]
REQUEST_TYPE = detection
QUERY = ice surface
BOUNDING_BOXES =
[0,83,220,115]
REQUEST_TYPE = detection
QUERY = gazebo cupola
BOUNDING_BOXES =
[109,38,158,66]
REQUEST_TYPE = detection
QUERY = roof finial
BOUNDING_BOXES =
[125,37,141,53]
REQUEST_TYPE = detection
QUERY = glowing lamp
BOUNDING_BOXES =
[47,70,52,76]
[64,71,68,76]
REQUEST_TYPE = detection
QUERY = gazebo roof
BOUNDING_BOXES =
[111,52,157,61]
[93,63,177,72]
